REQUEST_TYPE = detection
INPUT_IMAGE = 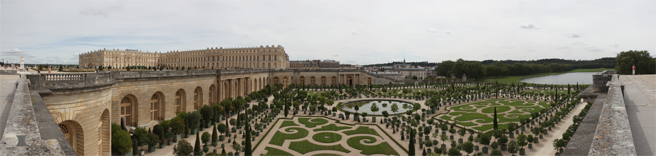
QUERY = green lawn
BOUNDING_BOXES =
[289,140,350,154]
[439,99,551,132]
[312,132,343,143]
[269,127,309,146]
[262,147,293,156]
[314,124,352,132]
[280,121,299,128]
[298,118,329,128]
[312,154,342,156]
[481,106,511,113]
[347,136,399,155]
[343,126,381,136]
[483,68,613,84]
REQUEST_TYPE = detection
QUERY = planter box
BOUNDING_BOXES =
[168,140,173,145]
[482,147,488,154]
[203,145,209,152]
[175,134,181,142]
[501,144,507,151]
[206,122,211,128]
[149,145,156,152]
[192,128,198,135]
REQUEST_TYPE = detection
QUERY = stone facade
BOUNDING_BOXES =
[26,69,402,156]
[79,45,290,70]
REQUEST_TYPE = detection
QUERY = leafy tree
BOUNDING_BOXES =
[221,99,233,134]
[508,140,519,155]
[201,105,214,122]
[491,142,498,150]
[517,134,528,149]
[436,60,455,77]
[233,141,241,153]
[173,140,193,156]
[111,124,132,155]
[440,134,448,145]
[217,123,227,135]
[615,50,655,74]
[391,104,399,113]
[527,135,534,144]
[186,111,201,129]
[447,147,461,156]
[462,141,474,155]
[490,149,503,156]
[370,104,380,115]
[202,132,211,146]
[498,134,509,145]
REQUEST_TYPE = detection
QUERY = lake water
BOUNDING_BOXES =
[519,72,596,84]
[340,100,414,115]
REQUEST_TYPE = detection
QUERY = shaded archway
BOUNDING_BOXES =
[321,76,326,86]
[283,76,289,88]
[274,77,280,84]
[209,84,216,104]
[368,77,372,85]
[194,87,203,110]
[59,120,84,156]
[151,92,165,121]
[100,109,110,156]
[175,89,186,113]
[346,75,353,86]
[120,95,137,126]
[310,76,316,86]
[331,76,337,85]
[299,76,305,85]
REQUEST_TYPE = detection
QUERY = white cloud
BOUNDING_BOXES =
[565,32,583,38]
[2,48,37,58]
[518,22,539,30]
[613,43,619,47]
[1,0,654,64]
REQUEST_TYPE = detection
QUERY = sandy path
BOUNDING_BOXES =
[523,100,587,156]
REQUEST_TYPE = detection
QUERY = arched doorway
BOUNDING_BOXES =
[274,77,280,84]
[209,85,216,104]
[299,76,305,85]
[368,77,372,85]
[59,120,84,156]
[346,75,353,86]
[194,87,203,110]
[321,76,326,86]
[283,76,288,88]
[175,89,186,113]
[332,76,337,85]
[310,76,316,86]
[150,93,164,121]
[100,109,110,156]
[224,82,230,101]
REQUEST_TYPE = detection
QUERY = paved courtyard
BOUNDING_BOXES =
[621,75,656,155]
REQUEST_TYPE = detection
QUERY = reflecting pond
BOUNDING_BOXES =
[340,100,414,115]
[519,72,596,85]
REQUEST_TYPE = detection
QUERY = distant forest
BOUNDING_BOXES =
[365,57,616,69]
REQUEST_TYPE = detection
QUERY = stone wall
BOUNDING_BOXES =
[24,68,403,156]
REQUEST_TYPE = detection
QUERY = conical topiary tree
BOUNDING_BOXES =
[212,124,218,146]
[493,107,498,130]
[194,131,201,154]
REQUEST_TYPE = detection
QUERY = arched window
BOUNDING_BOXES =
[332,76,337,85]
[151,94,159,121]
[175,90,185,113]
[311,76,316,86]
[120,97,132,126]
[321,76,326,86]
[194,87,203,110]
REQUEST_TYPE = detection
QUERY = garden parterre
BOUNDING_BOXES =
[438,99,550,131]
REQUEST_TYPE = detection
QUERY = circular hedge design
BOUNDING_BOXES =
[312,132,342,143]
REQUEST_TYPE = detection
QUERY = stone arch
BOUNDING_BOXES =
[209,84,216,104]
[346,75,353,86]
[299,76,305,85]
[100,109,110,156]
[331,76,337,85]
[321,76,326,86]
[175,89,187,113]
[310,76,316,86]
[194,87,203,110]
[223,81,230,99]
[150,92,165,121]
[120,95,137,126]
[283,76,289,87]
[59,120,84,156]
[274,76,280,84]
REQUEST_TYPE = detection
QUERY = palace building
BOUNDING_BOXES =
[79,45,290,69]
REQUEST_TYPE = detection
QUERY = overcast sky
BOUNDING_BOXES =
[1,0,654,65]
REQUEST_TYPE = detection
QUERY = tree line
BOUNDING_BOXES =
[436,59,601,80]
[615,50,655,74]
